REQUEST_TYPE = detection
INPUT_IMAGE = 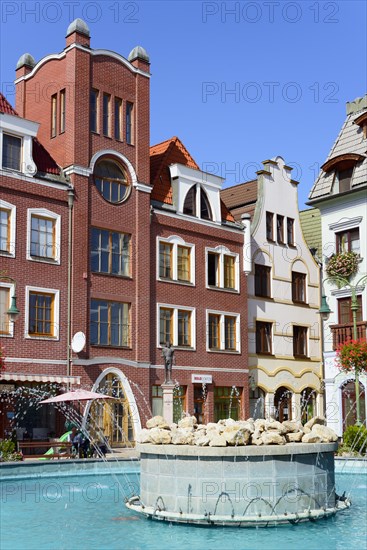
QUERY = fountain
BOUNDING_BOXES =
[126,415,351,526]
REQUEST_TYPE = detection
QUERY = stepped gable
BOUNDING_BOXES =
[150,136,234,222]
[0,93,61,176]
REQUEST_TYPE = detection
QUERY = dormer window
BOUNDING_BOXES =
[200,188,212,220]
[183,185,196,216]
[183,185,213,221]
[321,153,365,195]
[3,134,21,171]
[337,167,354,193]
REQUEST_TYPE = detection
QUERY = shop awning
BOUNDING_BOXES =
[0,373,81,385]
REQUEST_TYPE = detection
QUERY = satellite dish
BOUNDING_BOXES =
[71,331,86,353]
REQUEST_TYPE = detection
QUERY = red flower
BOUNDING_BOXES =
[336,338,367,374]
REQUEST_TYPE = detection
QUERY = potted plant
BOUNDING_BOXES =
[336,338,367,375]
[326,251,359,279]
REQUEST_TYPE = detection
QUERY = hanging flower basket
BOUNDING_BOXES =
[336,338,367,375]
[326,251,359,279]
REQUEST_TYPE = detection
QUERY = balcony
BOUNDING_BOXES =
[330,321,367,350]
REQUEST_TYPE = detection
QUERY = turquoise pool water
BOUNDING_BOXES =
[0,462,365,550]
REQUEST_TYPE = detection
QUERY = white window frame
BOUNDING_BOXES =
[27,208,61,264]
[0,282,15,337]
[206,309,241,353]
[25,285,60,340]
[205,245,239,292]
[0,114,38,176]
[157,303,196,350]
[0,199,16,258]
[157,235,195,285]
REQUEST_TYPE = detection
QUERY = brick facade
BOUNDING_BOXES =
[0,20,248,443]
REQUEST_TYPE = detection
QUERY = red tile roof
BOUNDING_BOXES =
[150,137,199,204]
[150,137,235,223]
[0,93,61,176]
[0,94,17,115]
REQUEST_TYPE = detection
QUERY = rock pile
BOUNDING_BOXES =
[137,415,338,446]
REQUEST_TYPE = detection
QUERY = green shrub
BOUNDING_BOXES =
[0,439,22,462]
[342,425,367,453]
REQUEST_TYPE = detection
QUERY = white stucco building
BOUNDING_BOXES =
[307,94,367,436]
[222,156,323,423]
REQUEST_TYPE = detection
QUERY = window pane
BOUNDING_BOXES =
[60,90,66,133]
[225,316,236,350]
[224,255,235,289]
[209,314,220,349]
[277,215,284,243]
[103,93,110,136]
[292,272,306,303]
[160,308,172,345]
[200,189,212,220]
[126,102,133,144]
[266,212,274,240]
[159,243,172,279]
[183,186,196,216]
[178,310,190,346]
[256,322,272,354]
[207,253,218,286]
[0,209,10,252]
[0,287,10,334]
[177,246,190,281]
[51,95,57,137]
[90,90,98,133]
[29,292,54,336]
[3,134,21,171]
[114,98,122,140]
[338,167,353,193]
[94,160,128,204]
[287,218,294,245]
[30,216,55,259]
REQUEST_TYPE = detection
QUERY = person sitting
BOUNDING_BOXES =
[68,427,82,457]
[68,427,90,458]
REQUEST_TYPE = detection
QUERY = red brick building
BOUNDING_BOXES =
[0,19,249,444]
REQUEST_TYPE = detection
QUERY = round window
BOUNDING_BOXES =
[94,159,130,203]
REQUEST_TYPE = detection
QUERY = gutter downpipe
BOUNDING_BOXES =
[67,187,75,390]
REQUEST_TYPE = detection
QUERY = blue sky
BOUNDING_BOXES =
[1,0,366,207]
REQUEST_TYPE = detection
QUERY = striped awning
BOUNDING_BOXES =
[0,373,80,385]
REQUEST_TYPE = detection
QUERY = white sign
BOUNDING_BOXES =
[191,374,212,384]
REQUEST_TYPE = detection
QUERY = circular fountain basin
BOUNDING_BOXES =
[126,442,350,526]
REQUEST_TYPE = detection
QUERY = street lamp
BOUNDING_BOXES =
[319,274,367,427]
[0,272,20,324]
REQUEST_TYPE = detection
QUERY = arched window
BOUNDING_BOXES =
[200,188,212,220]
[274,386,292,421]
[183,185,213,221]
[183,185,196,216]
[90,373,134,446]
[94,159,129,204]
[301,387,317,424]
[249,387,265,420]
